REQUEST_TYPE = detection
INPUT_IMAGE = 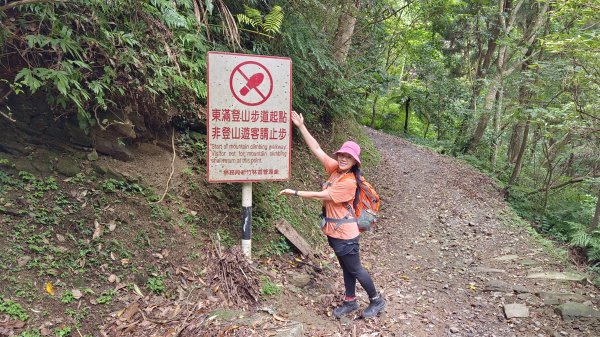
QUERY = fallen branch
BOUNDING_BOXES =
[1,92,16,122]
[174,301,201,337]
[0,209,26,217]
[0,110,16,122]
[526,174,600,195]
[174,285,204,336]
[249,264,277,279]
[93,106,133,132]
[208,237,260,307]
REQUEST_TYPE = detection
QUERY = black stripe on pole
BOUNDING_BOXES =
[242,206,252,240]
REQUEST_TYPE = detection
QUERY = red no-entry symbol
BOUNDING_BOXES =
[229,61,273,106]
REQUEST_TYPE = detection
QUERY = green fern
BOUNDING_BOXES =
[263,6,283,34]
[175,0,194,10]
[245,6,263,24]
[236,5,284,36]
[570,229,593,248]
[162,7,189,29]
[237,6,260,28]
[236,15,256,27]
[567,221,600,263]
[589,248,600,262]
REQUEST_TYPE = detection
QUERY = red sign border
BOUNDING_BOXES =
[229,61,274,106]
[206,51,292,183]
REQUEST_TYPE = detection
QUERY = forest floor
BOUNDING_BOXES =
[2,126,599,337]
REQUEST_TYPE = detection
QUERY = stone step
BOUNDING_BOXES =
[504,303,529,318]
[491,254,520,262]
[555,302,600,320]
[483,280,532,294]
[526,271,587,282]
[538,292,590,305]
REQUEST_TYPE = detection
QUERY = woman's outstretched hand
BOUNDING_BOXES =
[291,110,304,128]
[279,188,296,196]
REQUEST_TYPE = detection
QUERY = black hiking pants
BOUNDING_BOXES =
[328,236,377,299]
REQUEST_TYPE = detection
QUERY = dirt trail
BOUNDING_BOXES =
[274,128,600,336]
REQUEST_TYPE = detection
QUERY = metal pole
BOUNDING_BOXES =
[241,182,252,259]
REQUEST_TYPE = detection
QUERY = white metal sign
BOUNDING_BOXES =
[207,52,292,182]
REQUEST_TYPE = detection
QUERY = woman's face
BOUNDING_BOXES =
[337,153,356,171]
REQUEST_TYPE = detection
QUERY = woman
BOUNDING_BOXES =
[279,110,386,319]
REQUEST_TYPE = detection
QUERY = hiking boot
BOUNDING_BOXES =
[362,295,386,318]
[333,299,359,318]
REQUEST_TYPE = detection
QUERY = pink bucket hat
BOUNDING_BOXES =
[333,141,361,166]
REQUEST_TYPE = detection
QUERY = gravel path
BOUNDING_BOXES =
[281,128,600,336]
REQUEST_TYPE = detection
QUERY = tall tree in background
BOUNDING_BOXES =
[333,0,361,65]
[593,190,600,229]
[464,0,549,154]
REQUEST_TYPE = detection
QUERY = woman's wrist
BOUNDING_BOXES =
[294,190,299,197]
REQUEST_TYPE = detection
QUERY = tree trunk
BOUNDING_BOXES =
[510,38,541,166]
[332,0,359,65]
[454,3,504,152]
[504,116,531,196]
[454,89,478,152]
[530,126,541,188]
[542,132,572,168]
[454,14,487,151]
[370,95,378,127]
[436,95,443,140]
[565,152,575,177]
[592,189,600,229]
[404,97,410,134]
[508,123,525,163]
[541,140,556,211]
[465,81,499,153]
[491,88,503,169]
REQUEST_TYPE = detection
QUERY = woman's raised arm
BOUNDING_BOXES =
[292,111,331,166]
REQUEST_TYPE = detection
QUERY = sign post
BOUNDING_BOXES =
[207,52,292,259]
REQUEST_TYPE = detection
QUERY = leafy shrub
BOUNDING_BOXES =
[0,298,29,321]
[260,276,280,296]
[101,179,144,195]
[60,291,75,304]
[54,326,72,337]
[2,0,209,129]
[18,330,42,337]
[147,277,165,295]
[266,236,291,256]
[95,290,117,304]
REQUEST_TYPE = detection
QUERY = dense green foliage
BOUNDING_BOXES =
[0,0,366,127]
[1,0,215,129]
[356,0,600,266]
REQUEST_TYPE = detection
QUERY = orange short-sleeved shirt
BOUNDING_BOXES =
[322,156,359,239]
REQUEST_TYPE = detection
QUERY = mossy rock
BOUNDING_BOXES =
[13,157,37,174]
[31,149,54,175]
[55,157,81,177]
